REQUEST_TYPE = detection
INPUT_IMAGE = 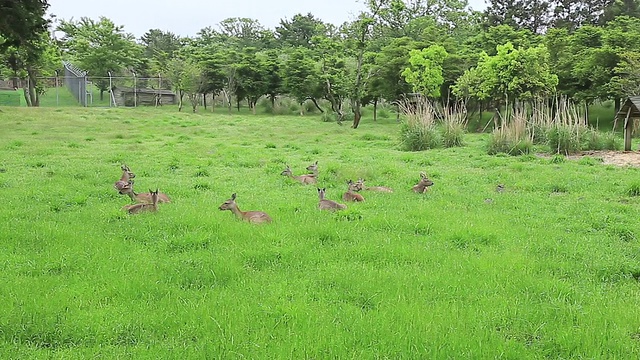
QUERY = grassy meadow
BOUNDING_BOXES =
[2,106,640,358]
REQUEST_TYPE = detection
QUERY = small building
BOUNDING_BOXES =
[616,96,640,151]
[112,87,176,107]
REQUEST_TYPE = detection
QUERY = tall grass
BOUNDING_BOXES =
[398,96,441,151]
[1,107,640,358]
[487,107,533,155]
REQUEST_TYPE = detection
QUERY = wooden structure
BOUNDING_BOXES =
[617,96,640,151]
[112,87,176,107]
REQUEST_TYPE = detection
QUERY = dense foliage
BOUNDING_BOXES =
[1,0,640,124]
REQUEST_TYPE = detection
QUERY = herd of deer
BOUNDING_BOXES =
[113,162,435,223]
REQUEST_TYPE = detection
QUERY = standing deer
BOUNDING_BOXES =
[306,161,319,177]
[120,180,171,203]
[122,189,159,214]
[343,180,365,202]
[218,193,272,224]
[114,165,135,194]
[281,165,317,185]
[355,178,393,193]
[412,172,434,193]
[318,188,347,211]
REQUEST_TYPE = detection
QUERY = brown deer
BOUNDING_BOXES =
[412,172,434,193]
[355,178,393,193]
[114,165,135,194]
[218,193,272,224]
[318,188,347,211]
[343,180,365,202]
[305,161,319,177]
[120,180,171,203]
[122,189,159,214]
[281,165,317,185]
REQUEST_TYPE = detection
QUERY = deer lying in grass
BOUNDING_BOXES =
[306,161,319,177]
[318,188,347,211]
[355,178,393,193]
[281,165,317,185]
[218,193,272,224]
[343,180,365,202]
[120,180,171,203]
[412,172,434,193]
[114,165,135,194]
[122,189,159,214]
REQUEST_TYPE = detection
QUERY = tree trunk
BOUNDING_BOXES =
[252,99,257,115]
[178,90,184,112]
[270,94,275,108]
[236,99,241,112]
[352,105,362,129]
[100,89,104,101]
[373,99,378,122]
[614,97,621,115]
[203,93,207,109]
[300,102,304,116]
[22,87,32,107]
[309,98,324,113]
[27,67,38,106]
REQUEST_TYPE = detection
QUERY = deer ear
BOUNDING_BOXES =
[149,189,153,193]
[314,161,318,165]
[231,193,236,200]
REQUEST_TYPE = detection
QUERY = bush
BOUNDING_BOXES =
[547,125,582,155]
[487,110,531,156]
[602,132,622,150]
[400,122,442,151]
[583,128,604,151]
[441,108,467,148]
[378,108,391,119]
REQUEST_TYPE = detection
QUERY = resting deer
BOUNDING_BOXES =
[122,189,159,214]
[343,180,365,202]
[281,165,317,185]
[412,172,434,193]
[218,193,272,224]
[120,180,171,203]
[306,161,319,177]
[318,188,347,211]
[355,178,393,193]
[114,165,135,194]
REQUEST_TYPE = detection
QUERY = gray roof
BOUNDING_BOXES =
[617,96,640,118]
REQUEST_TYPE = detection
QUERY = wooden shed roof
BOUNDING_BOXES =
[617,96,640,118]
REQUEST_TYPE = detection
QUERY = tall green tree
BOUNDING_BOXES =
[0,0,50,48]
[57,17,142,100]
[402,45,449,98]
[275,13,329,48]
[139,29,182,77]
[281,47,322,115]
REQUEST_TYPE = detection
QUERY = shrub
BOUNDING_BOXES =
[378,108,391,119]
[547,125,582,155]
[602,132,622,150]
[583,128,604,151]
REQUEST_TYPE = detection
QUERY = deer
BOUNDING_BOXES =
[218,193,272,224]
[114,165,135,194]
[354,178,393,193]
[412,172,434,193]
[122,189,159,214]
[281,165,317,185]
[120,180,171,203]
[305,161,319,177]
[343,180,365,202]
[318,188,347,211]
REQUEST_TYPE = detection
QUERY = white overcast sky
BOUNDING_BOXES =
[48,0,488,39]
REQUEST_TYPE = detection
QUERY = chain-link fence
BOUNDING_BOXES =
[0,62,176,107]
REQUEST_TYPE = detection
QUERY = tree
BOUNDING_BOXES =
[1,32,60,106]
[258,49,284,107]
[484,0,551,33]
[0,0,52,106]
[281,47,322,115]
[275,13,328,48]
[0,0,50,48]
[402,45,449,98]
[139,29,182,77]
[452,43,558,106]
[217,18,273,49]
[57,17,142,100]
[236,47,268,114]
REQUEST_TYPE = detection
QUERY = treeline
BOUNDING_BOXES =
[1,0,639,127]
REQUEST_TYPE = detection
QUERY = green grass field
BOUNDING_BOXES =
[1,107,640,358]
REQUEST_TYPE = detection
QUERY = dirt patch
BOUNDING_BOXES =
[539,151,640,167]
